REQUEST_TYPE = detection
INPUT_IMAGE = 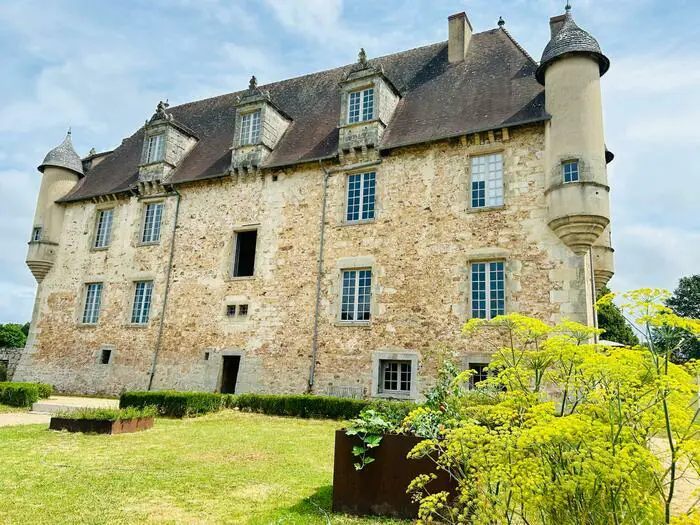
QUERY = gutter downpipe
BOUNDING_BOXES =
[589,247,599,344]
[308,160,331,392]
[148,186,182,391]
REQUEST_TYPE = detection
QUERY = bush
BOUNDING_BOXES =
[119,391,223,418]
[55,406,157,421]
[231,393,416,420]
[0,382,53,407]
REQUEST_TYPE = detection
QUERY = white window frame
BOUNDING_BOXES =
[340,268,372,323]
[347,87,375,124]
[145,133,165,164]
[470,153,504,208]
[131,281,154,325]
[562,160,580,183]
[81,283,103,325]
[141,202,163,244]
[239,110,261,145]
[345,172,376,223]
[470,261,505,320]
[93,209,114,249]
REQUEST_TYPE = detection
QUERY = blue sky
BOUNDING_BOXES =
[0,0,698,323]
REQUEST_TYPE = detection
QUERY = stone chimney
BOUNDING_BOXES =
[549,14,566,37]
[448,12,473,64]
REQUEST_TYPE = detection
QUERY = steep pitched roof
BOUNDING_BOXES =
[40,132,84,177]
[60,27,547,203]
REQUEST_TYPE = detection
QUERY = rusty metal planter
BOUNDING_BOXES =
[332,429,455,519]
[49,416,154,434]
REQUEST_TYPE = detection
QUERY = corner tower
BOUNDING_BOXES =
[538,5,612,262]
[26,131,83,281]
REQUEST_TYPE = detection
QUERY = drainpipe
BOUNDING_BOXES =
[148,186,182,391]
[308,160,331,392]
[589,247,599,344]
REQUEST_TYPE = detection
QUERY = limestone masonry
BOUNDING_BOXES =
[16,7,615,397]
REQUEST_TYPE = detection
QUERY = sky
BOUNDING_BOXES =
[0,0,698,324]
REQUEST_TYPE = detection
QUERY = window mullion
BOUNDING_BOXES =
[485,263,492,320]
[353,272,360,321]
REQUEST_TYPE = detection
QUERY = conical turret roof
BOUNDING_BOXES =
[38,131,84,177]
[536,6,609,85]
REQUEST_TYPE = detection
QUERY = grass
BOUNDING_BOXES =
[0,410,408,524]
[0,403,27,413]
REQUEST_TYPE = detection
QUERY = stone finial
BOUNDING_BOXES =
[88,147,97,156]
[498,16,505,27]
[565,1,572,11]
[155,100,170,119]
[358,48,367,67]
[249,75,257,91]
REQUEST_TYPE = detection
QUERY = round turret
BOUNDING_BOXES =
[38,132,84,177]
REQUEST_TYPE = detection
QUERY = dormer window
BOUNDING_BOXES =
[145,134,165,164]
[239,110,261,145]
[348,88,374,123]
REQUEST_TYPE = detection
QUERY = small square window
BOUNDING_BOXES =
[100,348,112,365]
[379,360,411,394]
[31,227,42,242]
[239,304,249,316]
[204,351,210,361]
[562,160,580,183]
[226,305,236,317]
[469,363,489,388]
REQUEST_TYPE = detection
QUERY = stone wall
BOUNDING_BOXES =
[16,124,593,396]
[0,348,23,381]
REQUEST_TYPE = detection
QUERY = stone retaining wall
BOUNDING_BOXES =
[0,348,23,381]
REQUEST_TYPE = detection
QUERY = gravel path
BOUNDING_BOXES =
[0,412,50,427]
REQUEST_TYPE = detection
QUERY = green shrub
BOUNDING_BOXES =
[35,383,53,399]
[0,382,40,407]
[55,406,157,421]
[119,391,223,418]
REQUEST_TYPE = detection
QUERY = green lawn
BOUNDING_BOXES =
[0,403,26,413]
[0,410,408,524]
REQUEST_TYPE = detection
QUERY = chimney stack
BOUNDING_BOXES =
[549,14,566,37]
[448,12,473,64]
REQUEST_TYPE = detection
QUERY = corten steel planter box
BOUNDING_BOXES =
[332,430,455,518]
[49,416,154,434]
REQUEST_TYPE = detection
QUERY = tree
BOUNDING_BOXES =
[20,323,29,337]
[0,324,27,348]
[667,275,700,318]
[657,275,700,362]
[596,286,639,346]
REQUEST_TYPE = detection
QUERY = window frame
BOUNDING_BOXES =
[562,160,580,183]
[340,267,373,323]
[145,133,165,164]
[99,348,113,365]
[345,171,377,223]
[378,359,412,395]
[140,201,164,245]
[232,228,258,278]
[238,109,262,146]
[470,153,504,209]
[470,260,506,320]
[81,282,104,325]
[131,280,154,325]
[93,208,114,249]
[347,87,375,124]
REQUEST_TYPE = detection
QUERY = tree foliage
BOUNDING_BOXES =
[659,276,700,362]
[0,324,27,348]
[596,285,640,346]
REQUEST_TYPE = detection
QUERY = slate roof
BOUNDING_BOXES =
[60,27,548,203]
[39,133,84,177]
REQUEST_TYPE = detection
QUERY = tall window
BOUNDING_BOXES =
[471,153,504,208]
[131,281,153,324]
[93,209,114,248]
[341,269,372,322]
[562,160,580,183]
[145,134,165,163]
[141,202,163,244]
[233,230,257,277]
[348,88,374,123]
[239,110,261,145]
[31,227,42,242]
[471,261,505,319]
[346,172,376,222]
[82,283,103,324]
[380,360,411,394]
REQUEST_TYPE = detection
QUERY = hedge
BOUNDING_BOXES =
[0,382,53,407]
[119,391,223,418]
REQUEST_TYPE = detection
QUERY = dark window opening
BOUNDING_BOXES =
[31,227,42,242]
[272,174,278,182]
[239,304,248,316]
[233,230,257,277]
[204,351,210,361]
[469,363,488,388]
[220,356,241,394]
[226,305,236,317]
[100,349,112,365]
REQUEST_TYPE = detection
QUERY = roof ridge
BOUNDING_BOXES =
[499,27,538,66]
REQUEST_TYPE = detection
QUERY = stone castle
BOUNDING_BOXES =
[15,6,615,397]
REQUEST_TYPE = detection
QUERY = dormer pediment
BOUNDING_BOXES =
[138,101,198,183]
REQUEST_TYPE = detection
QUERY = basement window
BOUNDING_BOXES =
[226,304,237,317]
[233,230,257,277]
[100,348,112,365]
[469,363,489,388]
[238,304,249,316]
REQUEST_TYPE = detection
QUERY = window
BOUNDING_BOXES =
[233,230,257,277]
[145,134,165,163]
[100,348,112,365]
[141,202,163,244]
[471,153,504,208]
[93,209,114,248]
[469,363,489,388]
[204,351,210,361]
[81,283,103,324]
[31,227,42,242]
[238,304,249,316]
[562,160,580,183]
[348,88,374,123]
[341,269,372,322]
[471,261,505,319]
[239,110,261,145]
[226,304,237,317]
[346,172,376,222]
[380,360,411,394]
[131,281,153,324]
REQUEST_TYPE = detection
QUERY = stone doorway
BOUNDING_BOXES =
[220,356,241,394]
